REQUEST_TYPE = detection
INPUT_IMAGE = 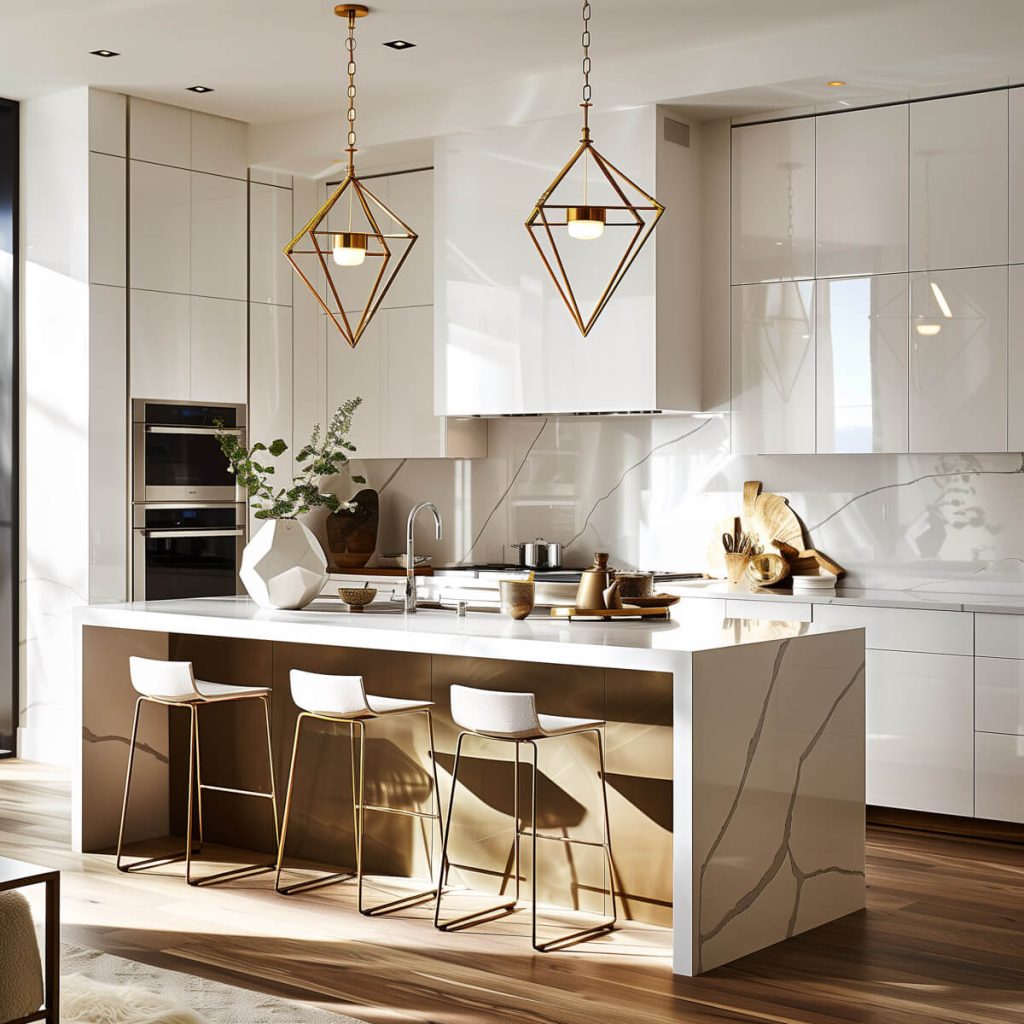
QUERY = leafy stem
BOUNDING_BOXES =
[215,397,367,520]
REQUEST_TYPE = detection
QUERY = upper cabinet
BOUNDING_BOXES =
[731,118,814,284]
[435,105,701,415]
[1009,88,1024,264]
[815,104,909,278]
[910,91,1008,272]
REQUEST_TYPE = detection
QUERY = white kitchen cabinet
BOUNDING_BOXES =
[190,111,247,179]
[909,266,1007,453]
[328,306,487,459]
[249,182,293,306]
[815,274,909,453]
[910,90,1008,272]
[88,89,125,157]
[129,160,189,293]
[249,303,292,461]
[327,313,383,457]
[812,604,973,656]
[976,657,1024,735]
[865,649,974,815]
[189,297,247,403]
[435,104,700,414]
[1009,88,1024,264]
[128,97,190,168]
[129,289,189,400]
[731,280,815,454]
[190,171,247,300]
[89,152,126,287]
[731,117,815,284]
[1007,265,1024,449]
[977,611,1024,659]
[815,104,909,278]
[382,169,433,309]
[976,733,1024,823]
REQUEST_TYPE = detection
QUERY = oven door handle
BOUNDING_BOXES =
[143,528,245,539]
[144,425,242,436]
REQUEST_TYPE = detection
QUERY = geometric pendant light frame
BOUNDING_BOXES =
[283,4,417,349]
[524,0,664,337]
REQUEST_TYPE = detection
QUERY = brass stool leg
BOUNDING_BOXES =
[115,697,144,872]
[192,703,204,851]
[261,694,280,849]
[434,733,519,931]
[358,709,445,916]
[530,728,617,953]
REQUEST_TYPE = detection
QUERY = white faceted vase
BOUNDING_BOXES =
[240,520,328,610]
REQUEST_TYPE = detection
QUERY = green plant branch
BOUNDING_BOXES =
[216,397,366,520]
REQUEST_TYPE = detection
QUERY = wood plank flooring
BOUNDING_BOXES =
[3,758,1024,1024]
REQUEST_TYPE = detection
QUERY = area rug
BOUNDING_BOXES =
[62,943,364,1023]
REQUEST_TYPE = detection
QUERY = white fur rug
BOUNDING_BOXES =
[62,944,364,1024]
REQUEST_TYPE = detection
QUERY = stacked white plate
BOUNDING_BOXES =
[790,572,838,592]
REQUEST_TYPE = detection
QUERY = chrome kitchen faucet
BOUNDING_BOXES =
[405,501,442,613]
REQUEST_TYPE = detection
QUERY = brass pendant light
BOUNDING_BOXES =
[284,4,417,348]
[525,0,664,337]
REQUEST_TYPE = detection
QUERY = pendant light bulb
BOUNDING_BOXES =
[567,206,606,240]
[332,231,368,267]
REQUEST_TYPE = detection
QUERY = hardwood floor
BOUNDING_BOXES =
[3,758,1024,1024]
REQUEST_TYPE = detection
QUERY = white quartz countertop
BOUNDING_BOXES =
[74,596,859,673]
[668,579,1024,615]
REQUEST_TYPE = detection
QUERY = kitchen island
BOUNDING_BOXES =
[73,596,865,975]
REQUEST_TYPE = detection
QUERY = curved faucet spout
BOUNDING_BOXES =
[405,501,443,613]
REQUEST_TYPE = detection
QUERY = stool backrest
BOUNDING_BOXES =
[290,669,369,716]
[450,684,541,737]
[129,657,199,700]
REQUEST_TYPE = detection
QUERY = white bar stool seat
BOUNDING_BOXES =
[434,684,616,952]
[275,670,444,915]
[117,656,280,886]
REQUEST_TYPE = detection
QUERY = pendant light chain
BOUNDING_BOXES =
[345,9,358,172]
[580,0,592,141]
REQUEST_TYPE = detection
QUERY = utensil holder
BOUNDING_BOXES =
[724,552,751,584]
[499,579,535,620]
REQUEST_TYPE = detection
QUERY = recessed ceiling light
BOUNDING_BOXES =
[90,49,120,58]
[187,85,214,93]
[383,39,416,49]
[826,80,847,87]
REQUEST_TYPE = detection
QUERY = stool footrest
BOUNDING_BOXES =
[199,784,274,798]
[516,831,608,849]
[361,802,441,821]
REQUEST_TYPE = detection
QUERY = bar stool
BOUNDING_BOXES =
[274,670,444,915]
[116,656,279,886]
[434,684,617,952]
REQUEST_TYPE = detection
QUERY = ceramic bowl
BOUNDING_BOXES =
[339,587,377,610]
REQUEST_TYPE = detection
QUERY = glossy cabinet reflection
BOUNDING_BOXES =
[910,90,1008,272]
[865,649,974,816]
[909,266,1007,453]
[815,104,908,278]
[731,281,815,454]
[731,117,814,284]
[815,274,909,453]
[1007,264,1024,449]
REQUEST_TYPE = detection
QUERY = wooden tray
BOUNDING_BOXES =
[623,593,681,609]
[550,606,672,621]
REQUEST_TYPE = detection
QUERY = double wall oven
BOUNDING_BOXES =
[131,400,247,601]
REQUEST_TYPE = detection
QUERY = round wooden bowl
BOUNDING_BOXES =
[339,587,377,610]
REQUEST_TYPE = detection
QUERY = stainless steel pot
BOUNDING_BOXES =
[513,539,563,570]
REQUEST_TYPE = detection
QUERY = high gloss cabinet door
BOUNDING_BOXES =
[1007,264,1024,449]
[381,169,433,309]
[1009,88,1024,264]
[815,104,909,278]
[910,90,1009,272]
[731,118,814,284]
[731,281,815,453]
[909,266,1007,453]
[866,649,974,816]
[816,274,909,453]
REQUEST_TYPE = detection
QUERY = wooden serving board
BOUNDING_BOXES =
[550,606,671,621]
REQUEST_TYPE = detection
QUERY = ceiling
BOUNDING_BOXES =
[0,0,923,125]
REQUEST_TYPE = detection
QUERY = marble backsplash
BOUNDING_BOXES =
[348,414,1024,592]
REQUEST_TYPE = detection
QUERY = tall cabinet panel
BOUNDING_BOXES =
[731,117,814,284]
[816,274,909,453]
[731,281,815,454]
[910,90,1008,272]
[1010,87,1024,265]
[909,266,1008,453]
[815,104,909,278]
